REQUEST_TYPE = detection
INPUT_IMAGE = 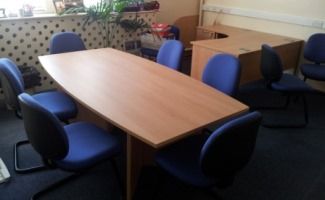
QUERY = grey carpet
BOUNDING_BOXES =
[1,86,325,200]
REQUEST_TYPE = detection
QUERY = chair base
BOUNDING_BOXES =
[262,122,307,128]
[250,95,291,111]
[30,159,122,200]
[14,140,47,174]
[31,173,79,200]
[261,95,308,128]
[208,187,223,200]
[152,165,224,200]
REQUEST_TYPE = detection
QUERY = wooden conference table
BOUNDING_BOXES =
[39,48,248,200]
[192,24,303,84]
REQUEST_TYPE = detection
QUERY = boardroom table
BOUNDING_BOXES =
[192,24,303,84]
[39,48,248,200]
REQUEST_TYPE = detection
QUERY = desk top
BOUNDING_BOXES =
[192,24,302,56]
[39,48,248,148]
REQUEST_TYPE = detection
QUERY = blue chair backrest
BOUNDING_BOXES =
[157,40,184,71]
[49,32,86,54]
[260,44,283,85]
[0,58,24,110]
[304,33,325,64]
[202,54,241,96]
[18,93,69,161]
[200,111,262,180]
[170,25,180,40]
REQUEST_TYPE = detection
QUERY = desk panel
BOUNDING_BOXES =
[191,25,303,84]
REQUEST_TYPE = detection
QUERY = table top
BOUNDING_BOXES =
[39,48,248,148]
[192,24,302,56]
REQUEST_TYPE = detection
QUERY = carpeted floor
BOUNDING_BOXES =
[1,84,325,200]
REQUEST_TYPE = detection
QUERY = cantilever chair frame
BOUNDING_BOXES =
[0,58,77,174]
[259,44,311,128]
[18,93,122,200]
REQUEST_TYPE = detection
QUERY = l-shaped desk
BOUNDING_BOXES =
[191,24,303,84]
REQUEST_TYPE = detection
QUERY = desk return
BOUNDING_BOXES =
[191,25,303,84]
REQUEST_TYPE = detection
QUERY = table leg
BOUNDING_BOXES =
[126,134,155,200]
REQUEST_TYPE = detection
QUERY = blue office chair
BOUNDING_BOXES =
[156,40,184,71]
[155,111,262,198]
[141,25,180,60]
[201,54,241,134]
[260,44,312,128]
[18,93,121,199]
[0,58,78,173]
[300,33,325,81]
[49,32,86,54]
[202,54,241,97]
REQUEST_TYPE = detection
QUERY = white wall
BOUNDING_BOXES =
[157,0,199,24]
[202,0,325,90]
[202,0,325,40]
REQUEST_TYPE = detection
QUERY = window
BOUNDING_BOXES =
[0,0,56,15]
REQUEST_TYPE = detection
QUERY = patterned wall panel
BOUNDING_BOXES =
[0,11,156,99]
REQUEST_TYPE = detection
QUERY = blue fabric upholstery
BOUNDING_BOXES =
[303,33,325,63]
[260,44,311,127]
[260,45,283,84]
[18,93,69,160]
[155,111,262,188]
[157,40,184,71]
[141,25,180,59]
[50,32,86,54]
[300,33,325,81]
[0,58,25,110]
[33,91,77,121]
[261,44,312,92]
[271,74,311,92]
[57,122,121,171]
[0,58,77,120]
[300,63,325,81]
[18,93,121,171]
[202,54,241,96]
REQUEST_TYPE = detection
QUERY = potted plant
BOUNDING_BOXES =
[64,0,151,47]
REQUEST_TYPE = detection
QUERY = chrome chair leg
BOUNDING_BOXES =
[14,140,46,174]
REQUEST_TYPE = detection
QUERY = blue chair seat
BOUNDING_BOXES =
[18,93,122,199]
[156,134,216,188]
[300,63,325,81]
[56,122,120,171]
[33,91,77,121]
[271,73,312,92]
[155,111,262,199]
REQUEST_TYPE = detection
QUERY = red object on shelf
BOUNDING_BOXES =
[151,23,170,37]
